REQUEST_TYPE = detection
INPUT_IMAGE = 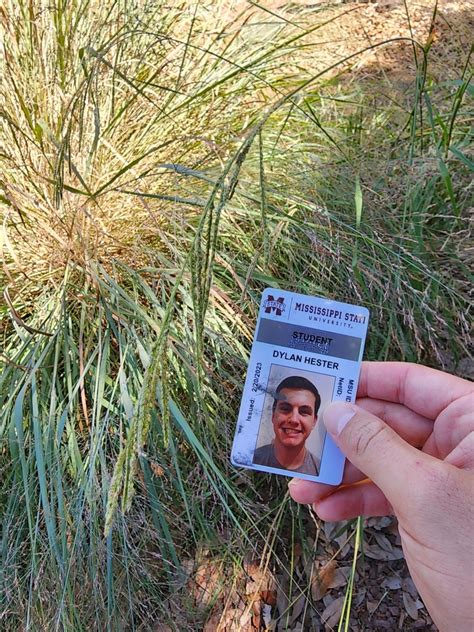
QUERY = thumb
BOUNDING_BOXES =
[323,401,428,506]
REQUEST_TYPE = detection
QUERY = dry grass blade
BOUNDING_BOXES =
[3,287,53,336]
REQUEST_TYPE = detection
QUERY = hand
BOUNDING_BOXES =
[289,362,474,632]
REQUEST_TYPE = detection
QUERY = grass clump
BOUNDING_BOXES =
[1,0,472,629]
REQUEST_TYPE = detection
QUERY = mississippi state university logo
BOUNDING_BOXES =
[263,295,286,316]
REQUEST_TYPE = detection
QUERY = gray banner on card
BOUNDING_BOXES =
[257,318,361,361]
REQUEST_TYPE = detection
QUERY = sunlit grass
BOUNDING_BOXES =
[1,0,472,629]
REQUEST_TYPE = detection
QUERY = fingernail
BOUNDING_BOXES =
[288,478,299,488]
[323,402,357,436]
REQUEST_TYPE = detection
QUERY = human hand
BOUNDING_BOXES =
[289,362,474,632]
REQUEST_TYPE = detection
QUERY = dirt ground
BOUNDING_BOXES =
[267,0,473,83]
[185,515,438,631]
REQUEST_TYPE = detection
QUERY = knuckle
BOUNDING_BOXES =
[352,416,387,458]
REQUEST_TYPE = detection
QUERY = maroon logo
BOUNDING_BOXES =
[263,295,286,316]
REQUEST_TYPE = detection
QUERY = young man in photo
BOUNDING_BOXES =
[253,376,321,475]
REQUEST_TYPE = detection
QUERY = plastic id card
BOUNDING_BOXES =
[231,288,369,485]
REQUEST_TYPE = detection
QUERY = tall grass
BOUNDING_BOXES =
[1,1,472,629]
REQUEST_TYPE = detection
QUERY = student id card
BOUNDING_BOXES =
[231,288,369,485]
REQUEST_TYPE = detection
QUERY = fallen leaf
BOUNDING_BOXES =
[364,543,404,561]
[293,542,303,565]
[238,607,252,630]
[334,533,351,558]
[262,603,272,627]
[261,590,277,606]
[191,559,224,608]
[353,588,367,608]
[289,594,306,625]
[276,581,289,619]
[367,600,379,614]
[311,560,337,601]
[398,610,406,628]
[323,521,341,541]
[244,558,276,603]
[328,566,351,590]
[402,576,419,599]
[251,611,261,629]
[365,516,393,530]
[203,612,222,632]
[212,599,252,632]
[403,592,419,621]
[251,599,261,615]
[382,576,402,590]
[373,532,395,553]
[321,595,345,628]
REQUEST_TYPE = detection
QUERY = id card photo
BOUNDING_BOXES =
[231,288,369,485]
[252,364,334,477]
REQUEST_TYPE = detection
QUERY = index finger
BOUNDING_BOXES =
[358,361,474,420]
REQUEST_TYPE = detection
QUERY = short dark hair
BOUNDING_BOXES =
[272,376,321,416]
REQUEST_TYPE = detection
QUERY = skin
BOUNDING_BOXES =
[272,387,317,470]
[289,361,474,632]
